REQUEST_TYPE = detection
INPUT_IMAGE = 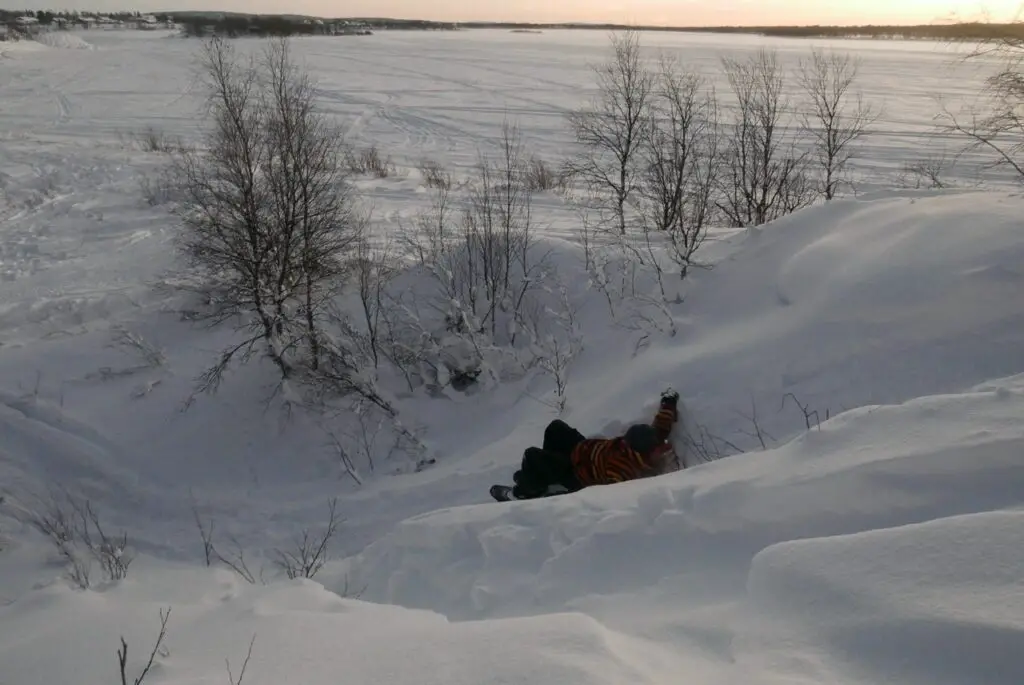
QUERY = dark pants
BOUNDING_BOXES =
[513,420,586,498]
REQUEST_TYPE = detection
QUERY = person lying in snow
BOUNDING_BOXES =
[502,389,680,500]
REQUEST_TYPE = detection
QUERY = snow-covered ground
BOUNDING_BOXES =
[1,28,1023,685]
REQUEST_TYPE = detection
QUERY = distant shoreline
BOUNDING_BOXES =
[463,22,1023,42]
[6,9,1020,42]
[167,15,1023,41]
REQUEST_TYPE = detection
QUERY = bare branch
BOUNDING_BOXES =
[736,397,775,450]
[226,635,257,685]
[780,392,824,431]
[213,534,258,584]
[190,492,216,567]
[118,607,171,685]
[941,31,1024,181]
[326,430,363,484]
[272,497,342,580]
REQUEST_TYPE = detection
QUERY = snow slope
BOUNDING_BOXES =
[1,29,1024,685]
[3,187,1024,685]
[328,375,1024,685]
[3,375,1024,685]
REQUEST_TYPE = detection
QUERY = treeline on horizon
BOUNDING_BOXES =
[2,8,1022,41]
[0,9,144,22]
[462,21,1024,41]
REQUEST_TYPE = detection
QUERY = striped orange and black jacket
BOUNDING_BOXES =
[569,405,677,487]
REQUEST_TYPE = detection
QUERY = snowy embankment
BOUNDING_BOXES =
[327,375,1024,685]
[33,32,95,50]
[2,186,1024,684]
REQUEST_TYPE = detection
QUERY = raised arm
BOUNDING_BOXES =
[651,389,679,442]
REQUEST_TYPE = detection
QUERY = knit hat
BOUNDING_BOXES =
[623,424,659,456]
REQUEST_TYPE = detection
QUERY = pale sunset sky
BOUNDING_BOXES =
[8,0,1023,25]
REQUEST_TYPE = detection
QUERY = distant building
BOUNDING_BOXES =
[12,15,41,35]
[330,20,372,35]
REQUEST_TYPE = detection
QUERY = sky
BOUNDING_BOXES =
[5,0,1023,25]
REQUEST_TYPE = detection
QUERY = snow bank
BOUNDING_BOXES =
[7,372,1018,685]
[742,510,1024,685]
[33,32,94,50]
[321,374,1024,684]
[333,375,1024,618]
[0,39,49,57]
[0,564,667,685]
[575,190,1024,454]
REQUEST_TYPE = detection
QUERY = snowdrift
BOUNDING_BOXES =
[3,376,1023,685]
[0,567,671,685]
[577,189,1024,452]
[322,374,1024,685]
[334,375,1024,617]
[33,32,94,50]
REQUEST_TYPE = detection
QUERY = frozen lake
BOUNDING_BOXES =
[0,28,1009,189]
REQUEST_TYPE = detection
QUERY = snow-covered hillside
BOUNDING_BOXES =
[2,185,1022,684]
[1,28,1023,685]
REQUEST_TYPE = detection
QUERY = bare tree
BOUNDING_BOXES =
[639,55,722,278]
[401,120,541,361]
[172,36,362,403]
[353,233,398,371]
[173,37,283,387]
[344,145,396,178]
[417,158,452,190]
[719,48,814,227]
[943,30,1024,181]
[524,154,568,193]
[273,497,341,579]
[798,48,878,199]
[530,284,583,413]
[480,119,537,339]
[897,153,952,188]
[72,498,133,582]
[262,38,363,372]
[567,29,654,234]
[29,489,133,588]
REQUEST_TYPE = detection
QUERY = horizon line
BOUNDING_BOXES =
[11,8,1021,30]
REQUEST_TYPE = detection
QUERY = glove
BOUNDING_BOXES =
[660,388,679,409]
